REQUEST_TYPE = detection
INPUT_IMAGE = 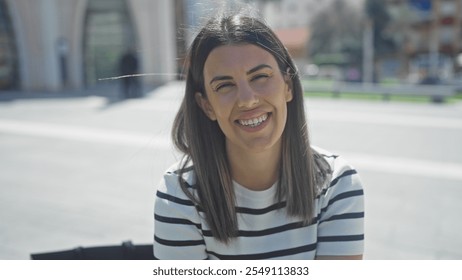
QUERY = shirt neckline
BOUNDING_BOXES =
[232,180,278,201]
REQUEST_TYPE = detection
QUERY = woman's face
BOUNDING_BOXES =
[197,44,292,155]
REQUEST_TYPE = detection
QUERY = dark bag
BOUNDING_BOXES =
[30,240,155,260]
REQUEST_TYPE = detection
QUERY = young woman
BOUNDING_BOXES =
[154,12,364,260]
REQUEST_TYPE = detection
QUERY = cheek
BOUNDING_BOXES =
[255,78,287,98]
[207,94,235,120]
[265,85,290,107]
[276,94,290,124]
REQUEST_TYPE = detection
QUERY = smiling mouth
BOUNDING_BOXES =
[236,113,270,128]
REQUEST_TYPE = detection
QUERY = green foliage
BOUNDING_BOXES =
[308,0,363,66]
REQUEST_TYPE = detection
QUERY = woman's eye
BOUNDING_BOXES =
[215,83,234,92]
[251,74,270,82]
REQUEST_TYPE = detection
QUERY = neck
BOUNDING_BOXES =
[226,140,282,191]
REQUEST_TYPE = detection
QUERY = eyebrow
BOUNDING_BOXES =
[247,64,273,75]
[209,64,273,85]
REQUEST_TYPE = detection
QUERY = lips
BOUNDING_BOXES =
[236,113,271,129]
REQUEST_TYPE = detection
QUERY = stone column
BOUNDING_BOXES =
[130,0,176,87]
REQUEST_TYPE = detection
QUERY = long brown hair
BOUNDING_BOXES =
[172,13,331,243]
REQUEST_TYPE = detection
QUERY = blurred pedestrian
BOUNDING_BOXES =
[119,49,140,98]
[154,10,364,260]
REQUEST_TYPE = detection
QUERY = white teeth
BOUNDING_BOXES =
[238,114,268,127]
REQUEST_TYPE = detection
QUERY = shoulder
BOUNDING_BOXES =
[312,146,339,168]
[161,160,196,189]
[154,160,207,259]
[312,147,365,257]
[312,146,363,199]
[312,146,358,177]
[156,160,199,209]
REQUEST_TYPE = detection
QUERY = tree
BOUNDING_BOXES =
[308,0,364,67]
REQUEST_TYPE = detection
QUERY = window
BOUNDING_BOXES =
[440,0,456,16]
[439,26,454,44]
[83,0,137,86]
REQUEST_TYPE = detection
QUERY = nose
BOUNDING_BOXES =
[237,81,259,108]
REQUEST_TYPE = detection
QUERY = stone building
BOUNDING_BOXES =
[0,0,176,92]
[383,0,462,81]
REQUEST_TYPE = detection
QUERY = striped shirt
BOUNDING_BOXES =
[154,148,364,259]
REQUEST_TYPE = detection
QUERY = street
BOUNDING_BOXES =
[1,81,462,259]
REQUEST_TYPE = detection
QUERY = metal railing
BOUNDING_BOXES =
[303,82,457,103]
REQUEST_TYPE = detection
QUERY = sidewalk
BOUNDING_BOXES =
[1,81,462,260]
[0,82,161,102]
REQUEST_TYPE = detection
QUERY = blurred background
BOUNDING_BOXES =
[1,0,462,92]
[1,0,462,259]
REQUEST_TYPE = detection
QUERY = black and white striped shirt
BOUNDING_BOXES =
[154,148,364,259]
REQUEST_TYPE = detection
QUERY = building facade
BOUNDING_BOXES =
[387,0,462,81]
[0,0,176,92]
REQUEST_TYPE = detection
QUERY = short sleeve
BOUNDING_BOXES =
[153,166,208,259]
[315,155,365,257]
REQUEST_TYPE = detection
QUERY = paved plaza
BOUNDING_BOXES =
[1,82,462,259]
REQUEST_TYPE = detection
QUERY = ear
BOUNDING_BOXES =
[195,92,217,121]
[284,71,293,102]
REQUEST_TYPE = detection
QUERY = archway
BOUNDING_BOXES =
[83,0,137,86]
[0,0,19,89]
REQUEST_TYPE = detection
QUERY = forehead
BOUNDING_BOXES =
[203,44,278,76]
